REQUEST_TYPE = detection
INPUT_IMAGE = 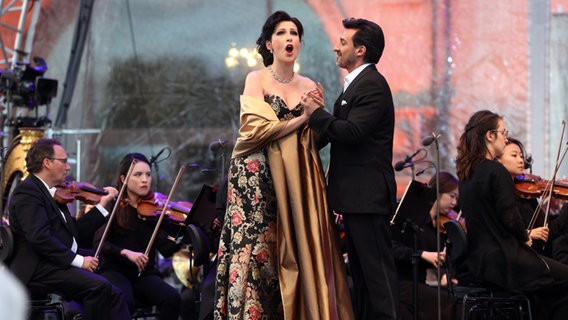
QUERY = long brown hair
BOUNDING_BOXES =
[115,152,151,229]
[455,110,502,181]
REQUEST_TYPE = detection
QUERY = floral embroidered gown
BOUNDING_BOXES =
[214,95,301,320]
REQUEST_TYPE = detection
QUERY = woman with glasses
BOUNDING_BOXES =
[456,110,568,319]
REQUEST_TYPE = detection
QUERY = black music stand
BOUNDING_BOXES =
[391,180,436,320]
[184,184,217,231]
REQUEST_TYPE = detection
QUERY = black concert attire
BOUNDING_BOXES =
[460,159,568,320]
[93,199,182,320]
[8,174,130,320]
[391,215,452,320]
[308,64,399,319]
[516,196,568,258]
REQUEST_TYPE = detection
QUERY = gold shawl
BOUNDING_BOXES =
[233,96,354,320]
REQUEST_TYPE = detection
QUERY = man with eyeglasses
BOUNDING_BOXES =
[7,138,131,320]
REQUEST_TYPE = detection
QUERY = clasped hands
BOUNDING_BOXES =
[301,82,325,117]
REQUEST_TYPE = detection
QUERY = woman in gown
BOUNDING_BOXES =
[214,11,353,320]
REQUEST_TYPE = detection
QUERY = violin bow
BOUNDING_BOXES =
[94,159,137,259]
[539,120,566,229]
[138,164,186,276]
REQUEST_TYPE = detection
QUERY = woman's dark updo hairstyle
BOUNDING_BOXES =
[506,137,532,170]
[256,10,304,67]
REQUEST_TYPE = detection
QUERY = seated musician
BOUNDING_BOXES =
[497,137,568,258]
[93,152,182,320]
[457,110,568,320]
[391,171,459,320]
[7,138,130,320]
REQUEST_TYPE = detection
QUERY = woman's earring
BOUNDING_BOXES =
[270,49,273,54]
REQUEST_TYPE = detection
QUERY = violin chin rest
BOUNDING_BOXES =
[182,224,210,266]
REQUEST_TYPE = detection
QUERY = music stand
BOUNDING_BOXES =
[391,180,436,320]
[184,184,217,230]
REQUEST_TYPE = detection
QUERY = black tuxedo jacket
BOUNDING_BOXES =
[8,174,106,285]
[309,64,396,215]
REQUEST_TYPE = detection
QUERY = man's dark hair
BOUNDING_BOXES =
[25,138,61,174]
[343,18,385,64]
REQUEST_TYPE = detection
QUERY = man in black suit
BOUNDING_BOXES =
[302,18,398,319]
[8,138,130,320]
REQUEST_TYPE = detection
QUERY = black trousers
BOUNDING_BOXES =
[100,269,181,320]
[343,214,399,320]
[398,279,453,320]
[31,262,130,320]
[529,256,568,320]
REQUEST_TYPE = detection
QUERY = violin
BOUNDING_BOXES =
[54,181,109,205]
[136,192,192,226]
[514,173,568,200]
[439,210,466,233]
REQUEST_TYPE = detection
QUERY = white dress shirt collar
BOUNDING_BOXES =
[34,174,57,197]
[344,63,372,92]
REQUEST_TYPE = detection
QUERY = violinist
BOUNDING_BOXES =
[7,138,130,320]
[497,137,568,258]
[456,110,568,320]
[391,171,459,320]
[93,153,182,320]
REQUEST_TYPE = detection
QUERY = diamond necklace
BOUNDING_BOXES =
[268,65,294,84]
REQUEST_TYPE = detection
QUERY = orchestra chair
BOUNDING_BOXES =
[443,220,533,320]
[1,223,65,320]
[130,302,159,320]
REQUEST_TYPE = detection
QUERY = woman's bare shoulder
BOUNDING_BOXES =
[243,69,268,97]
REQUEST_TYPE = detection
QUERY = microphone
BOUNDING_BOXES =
[416,166,435,176]
[394,161,413,172]
[394,148,424,171]
[149,147,168,164]
[422,133,440,147]
[524,154,533,170]
[209,139,229,152]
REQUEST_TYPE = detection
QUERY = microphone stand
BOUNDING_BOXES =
[152,159,161,193]
[219,144,226,182]
[432,136,442,320]
[421,132,441,320]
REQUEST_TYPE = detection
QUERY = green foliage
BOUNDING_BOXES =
[101,56,243,129]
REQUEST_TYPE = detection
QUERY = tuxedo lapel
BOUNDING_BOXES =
[336,65,375,118]
[56,202,77,236]
[343,65,374,98]
[333,92,344,115]
[29,175,76,236]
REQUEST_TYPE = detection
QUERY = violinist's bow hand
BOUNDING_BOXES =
[82,256,99,272]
